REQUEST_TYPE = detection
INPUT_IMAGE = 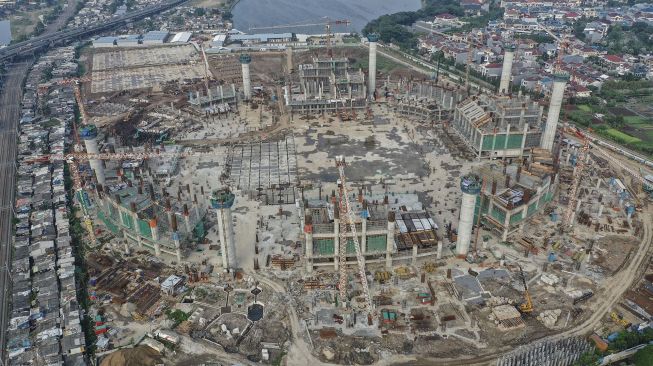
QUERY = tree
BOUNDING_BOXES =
[573,348,600,366]
[194,7,205,17]
[634,345,653,366]
[607,115,624,128]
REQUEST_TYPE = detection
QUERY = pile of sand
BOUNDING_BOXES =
[99,346,162,366]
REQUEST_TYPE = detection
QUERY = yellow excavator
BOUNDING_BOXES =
[518,265,534,313]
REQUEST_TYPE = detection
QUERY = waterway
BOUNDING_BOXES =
[232,0,422,34]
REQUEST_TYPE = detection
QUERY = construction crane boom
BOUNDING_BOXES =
[335,156,373,315]
[518,265,534,313]
[564,136,589,227]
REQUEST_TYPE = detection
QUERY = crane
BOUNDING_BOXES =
[537,22,569,73]
[250,18,350,57]
[563,127,650,218]
[335,156,373,318]
[517,265,534,313]
[199,42,213,103]
[564,132,590,227]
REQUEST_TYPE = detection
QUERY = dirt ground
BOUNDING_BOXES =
[99,346,163,366]
[593,234,639,273]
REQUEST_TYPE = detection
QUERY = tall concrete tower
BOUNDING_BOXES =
[211,188,236,270]
[367,33,379,100]
[79,124,105,185]
[499,45,515,94]
[239,54,252,101]
[456,174,482,256]
[541,73,569,151]
[286,46,293,74]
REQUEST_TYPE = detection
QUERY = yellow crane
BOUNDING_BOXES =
[518,265,534,313]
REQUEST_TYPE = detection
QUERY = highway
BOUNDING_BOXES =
[0,0,188,62]
[0,61,29,363]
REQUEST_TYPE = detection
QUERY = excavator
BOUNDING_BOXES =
[518,265,534,313]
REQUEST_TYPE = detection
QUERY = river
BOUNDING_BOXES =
[232,0,422,34]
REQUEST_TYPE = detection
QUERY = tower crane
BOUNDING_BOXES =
[250,18,350,57]
[335,156,373,318]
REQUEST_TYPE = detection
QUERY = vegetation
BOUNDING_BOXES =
[633,345,653,366]
[515,33,554,44]
[165,309,190,327]
[572,348,600,366]
[459,2,504,31]
[604,22,653,55]
[362,0,464,50]
[610,328,653,351]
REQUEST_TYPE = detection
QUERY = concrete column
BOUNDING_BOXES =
[457,175,481,256]
[437,241,443,259]
[286,46,293,73]
[80,125,105,185]
[361,218,367,254]
[412,245,418,265]
[130,202,142,248]
[171,215,182,262]
[183,204,192,233]
[333,217,340,271]
[217,208,228,268]
[240,54,252,101]
[541,73,569,151]
[225,206,236,269]
[597,203,604,218]
[367,34,379,100]
[305,214,313,273]
[385,212,395,268]
[211,189,236,270]
[499,46,515,94]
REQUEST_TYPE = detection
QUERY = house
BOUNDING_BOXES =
[520,76,540,90]
[570,83,591,98]
[479,63,503,77]
[601,54,625,67]
[564,12,581,22]
[605,12,623,23]
[504,9,520,21]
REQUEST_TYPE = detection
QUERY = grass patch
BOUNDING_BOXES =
[352,54,401,73]
[624,115,651,126]
[605,128,642,144]
[577,105,592,112]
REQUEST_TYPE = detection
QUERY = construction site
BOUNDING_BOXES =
[41,28,653,366]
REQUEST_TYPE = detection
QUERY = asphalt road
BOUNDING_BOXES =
[0,61,29,362]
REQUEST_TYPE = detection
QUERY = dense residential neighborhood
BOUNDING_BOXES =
[415,0,653,97]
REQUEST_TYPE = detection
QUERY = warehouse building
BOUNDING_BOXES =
[142,31,169,45]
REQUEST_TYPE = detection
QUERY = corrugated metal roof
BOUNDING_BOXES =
[230,33,292,42]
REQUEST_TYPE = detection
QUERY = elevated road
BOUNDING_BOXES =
[0,0,188,62]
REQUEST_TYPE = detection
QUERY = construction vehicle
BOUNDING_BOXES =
[610,312,632,328]
[517,265,534,313]
[335,156,373,319]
